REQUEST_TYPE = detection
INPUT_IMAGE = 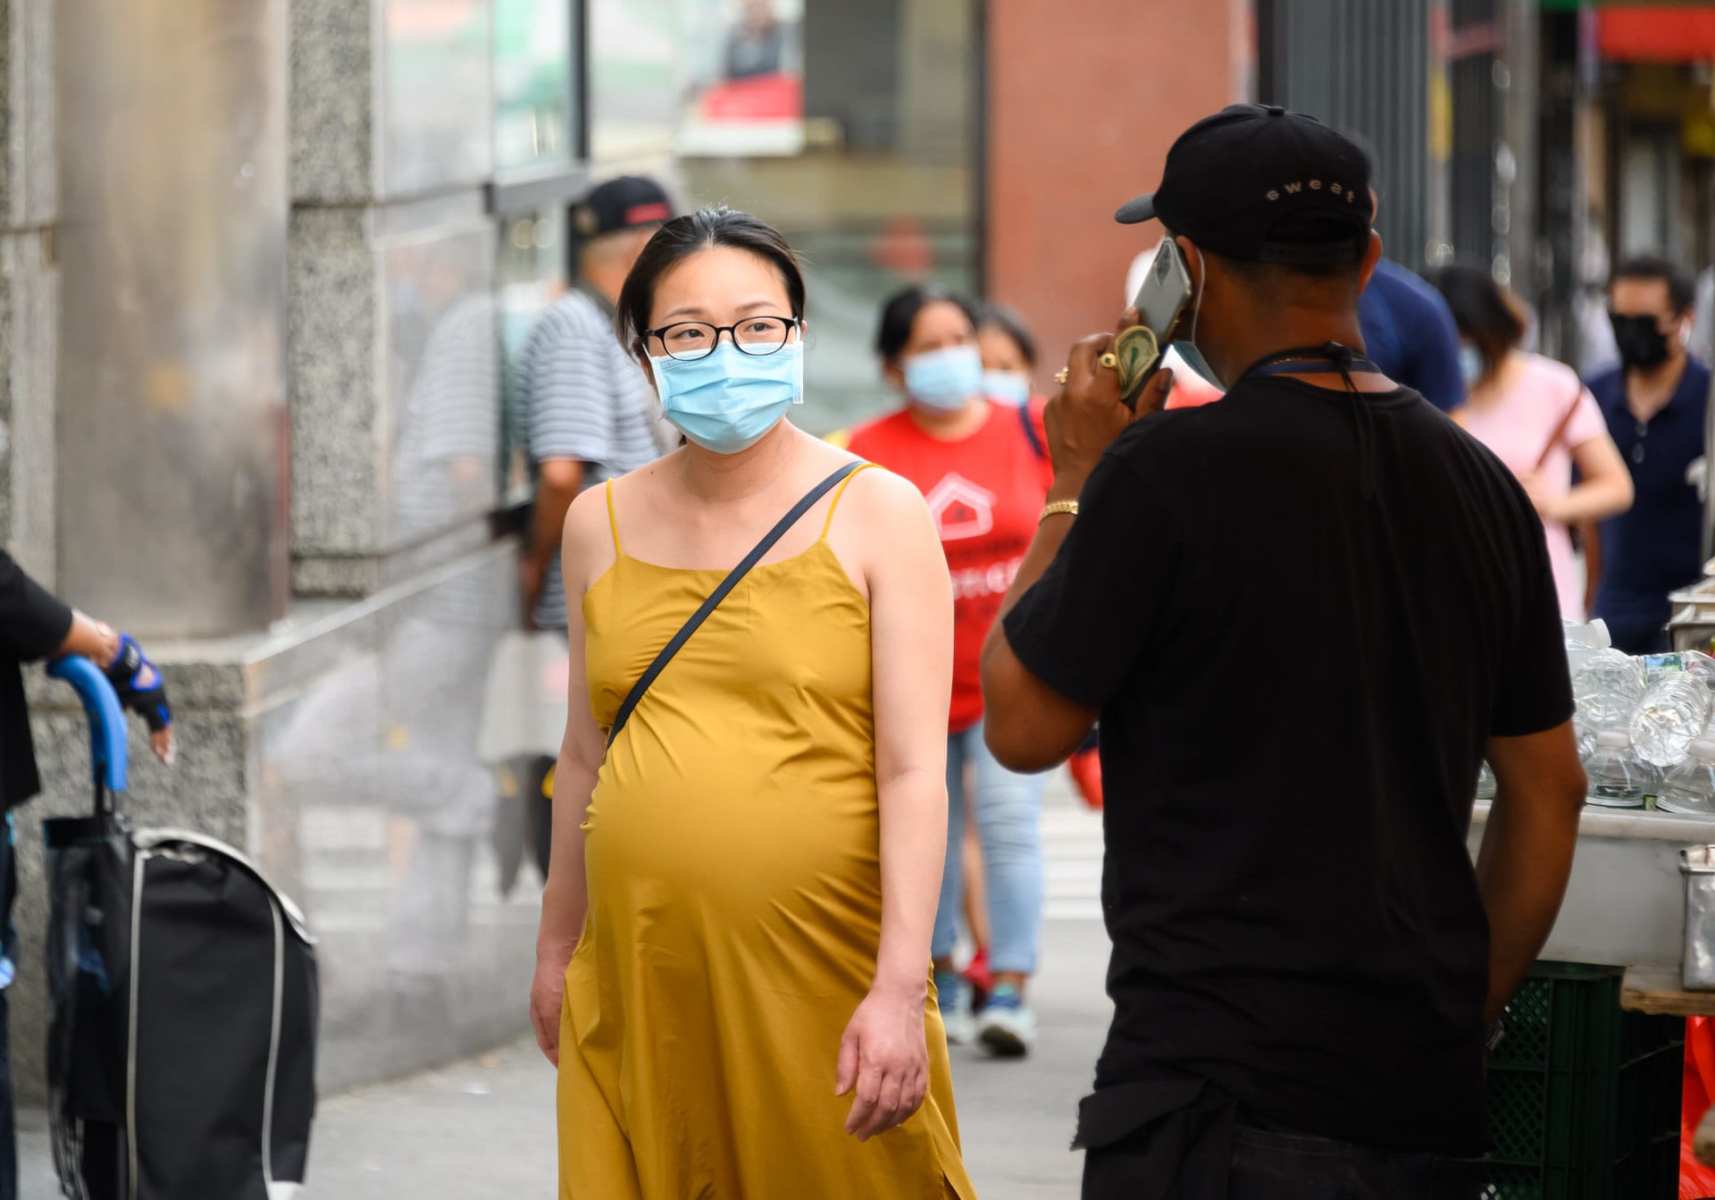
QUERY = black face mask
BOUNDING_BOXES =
[1610,312,1672,369]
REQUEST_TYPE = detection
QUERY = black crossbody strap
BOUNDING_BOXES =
[1018,402,1048,462]
[605,461,864,750]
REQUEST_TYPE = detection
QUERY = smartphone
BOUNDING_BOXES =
[1131,238,1194,342]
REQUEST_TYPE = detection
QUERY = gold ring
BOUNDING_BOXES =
[1053,366,1070,385]
[1098,352,1119,370]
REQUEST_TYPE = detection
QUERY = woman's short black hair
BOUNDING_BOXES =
[976,303,1037,367]
[874,285,979,363]
[1430,263,1526,375]
[616,206,806,358]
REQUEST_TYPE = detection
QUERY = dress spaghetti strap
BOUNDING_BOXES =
[820,462,875,539]
[604,479,623,555]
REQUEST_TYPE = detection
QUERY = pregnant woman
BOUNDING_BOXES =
[528,206,976,1199]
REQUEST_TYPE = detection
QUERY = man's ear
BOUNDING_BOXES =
[1174,235,1203,295]
[882,360,905,392]
[1356,230,1384,293]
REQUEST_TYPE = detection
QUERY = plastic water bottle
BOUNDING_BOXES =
[1630,673,1713,768]
[1475,760,1497,801]
[1659,738,1715,816]
[1573,648,1646,735]
[1585,730,1656,808]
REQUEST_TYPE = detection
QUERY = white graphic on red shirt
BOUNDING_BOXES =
[924,473,996,541]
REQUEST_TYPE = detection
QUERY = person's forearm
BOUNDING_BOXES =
[1554,477,1632,524]
[536,751,597,963]
[1475,784,1582,1022]
[528,470,583,569]
[992,475,1083,627]
[871,766,946,1000]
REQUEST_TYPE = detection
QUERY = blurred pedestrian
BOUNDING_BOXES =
[1357,191,1466,413]
[1432,264,1633,619]
[1585,256,1711,654]
[977,303,1105,815]
[976,303,1038,407]
[516,175,676,634]
[983,104,1584,1198]
[846,284,1051,1059]
[530,209,975,1198]
[0,549,172,1200]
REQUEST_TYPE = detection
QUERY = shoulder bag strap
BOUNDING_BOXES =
[605,461,863,750]
[1532,378,1588,474]
[1018,401,1048,462]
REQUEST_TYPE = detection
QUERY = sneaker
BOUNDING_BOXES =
[934,969,976,1045]
[977,983,1037,1058]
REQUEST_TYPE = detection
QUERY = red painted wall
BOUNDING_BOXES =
[985,2,1246,387]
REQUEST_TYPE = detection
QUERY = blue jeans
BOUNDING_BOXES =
[932,723,1045,975]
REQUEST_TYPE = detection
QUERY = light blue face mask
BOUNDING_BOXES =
[1457,343,1483,389]
[1171,242,1225,390]
[903,344,982,411]
[981,369,1031,407]
[650,341,803,455]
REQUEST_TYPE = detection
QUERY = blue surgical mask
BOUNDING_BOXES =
[1457,343,1483,389]
[1172,243,1225,390]
[981,369,1031,407]
[650,341,803,455]
[903,344,982,410]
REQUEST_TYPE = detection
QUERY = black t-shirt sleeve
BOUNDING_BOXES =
[0,549,73,662]
[1491,502,1575,738]
[1002,442,1177,709]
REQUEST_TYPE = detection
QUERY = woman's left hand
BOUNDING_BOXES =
[835,984,929,1141]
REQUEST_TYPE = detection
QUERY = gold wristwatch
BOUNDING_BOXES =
[1039,500,1079,524]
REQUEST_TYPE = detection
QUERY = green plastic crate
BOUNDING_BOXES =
[1481,962,1682,1200]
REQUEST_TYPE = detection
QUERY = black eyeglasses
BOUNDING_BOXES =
[645,316,801,362]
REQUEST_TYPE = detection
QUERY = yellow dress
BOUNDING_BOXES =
[558,472,976,1200]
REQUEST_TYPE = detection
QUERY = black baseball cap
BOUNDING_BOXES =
[571,175,673,239]
[1116,104,1373,267]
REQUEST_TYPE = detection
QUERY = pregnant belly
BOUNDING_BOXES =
[583,756,883,961]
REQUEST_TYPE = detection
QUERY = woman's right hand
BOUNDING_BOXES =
[530,953,570,1066]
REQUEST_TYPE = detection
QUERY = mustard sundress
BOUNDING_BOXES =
[557,472,976,1199]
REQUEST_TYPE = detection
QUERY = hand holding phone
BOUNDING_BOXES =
[1116,240,1195,407]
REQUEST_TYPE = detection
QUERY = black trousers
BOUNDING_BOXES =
[1084,1123,1486,1200]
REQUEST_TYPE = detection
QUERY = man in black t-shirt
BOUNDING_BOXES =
[981,106,1586,1198]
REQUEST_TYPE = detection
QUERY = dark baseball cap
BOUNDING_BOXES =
[1116,104,1374,267]
[571,175,673,239]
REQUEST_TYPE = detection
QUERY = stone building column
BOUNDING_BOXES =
[290,0,500,597]
[0,0,58,583]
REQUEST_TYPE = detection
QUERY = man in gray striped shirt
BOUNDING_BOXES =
[517,176,676,631]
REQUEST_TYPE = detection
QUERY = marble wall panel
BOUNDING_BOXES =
[291,0,493,205]
[290,197,498,570]
[0,228,56,581]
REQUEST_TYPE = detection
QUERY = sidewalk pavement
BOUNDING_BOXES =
[20,918,1111,1198]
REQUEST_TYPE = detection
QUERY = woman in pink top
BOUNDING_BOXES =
[1433,265,1633,618]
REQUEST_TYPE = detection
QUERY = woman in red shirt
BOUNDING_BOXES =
[847,286,1050,1059]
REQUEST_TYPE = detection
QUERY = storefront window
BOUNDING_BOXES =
[588,0,682,162]
[589,0,981,433]
[494,0,578,173]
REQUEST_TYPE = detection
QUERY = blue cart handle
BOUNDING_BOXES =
[46,655,128,795]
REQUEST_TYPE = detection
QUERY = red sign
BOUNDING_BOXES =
[1599,6,1715,61]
